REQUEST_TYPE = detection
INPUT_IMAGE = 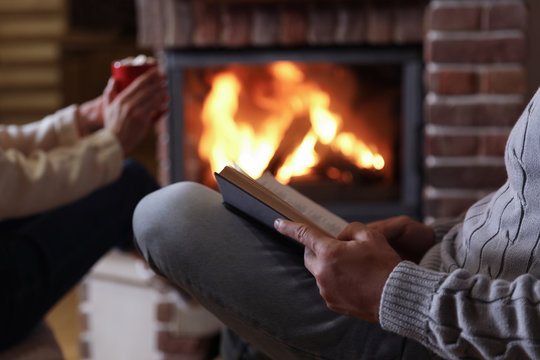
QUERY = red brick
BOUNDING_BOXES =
[156,133,169,161]
[192,1,220,47]
[79,340,91,359]
[154,114,168,136]
[425,98,524,126]
[252,5,279,46]
[156,302,175,322]
[427,69,478,95]
[425,133,510,157]
[425,135,478,157]
[136,0,165,48]
[479,133,510,156]
[157,331,210,355]
[334,3,366,44]
[483,2,527,30]
[366,5,393,44]
[426,164,507,189]
[78,283,88,302]
[308,3,336,45]
[280,5,308,46]
[425,34,526,64]
[424,195,482,219]
[394,5,424,44]
[163,0,192,47]
[158,162,171,186]
[479,67,527,95]
[221,4,252,47]
[426,4,481,31]
[79,313,89,332]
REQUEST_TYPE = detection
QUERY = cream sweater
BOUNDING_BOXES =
[380,89,540,359]
[0,105,123,220]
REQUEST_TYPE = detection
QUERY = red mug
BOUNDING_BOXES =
[111,55,157,94]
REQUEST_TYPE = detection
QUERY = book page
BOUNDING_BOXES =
[257,172,348,237]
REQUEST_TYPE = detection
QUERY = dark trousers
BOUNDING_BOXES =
[0,160,158,350]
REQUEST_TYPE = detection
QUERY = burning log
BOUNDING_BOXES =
[265,113,311,175]
[313,143,384,184]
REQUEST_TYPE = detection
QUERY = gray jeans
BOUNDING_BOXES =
[133,182,430,360]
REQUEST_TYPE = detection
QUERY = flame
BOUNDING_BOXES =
[276,131,319,182]
[198,62,385,184]
[334,133,385,170]
[270,61,305,83]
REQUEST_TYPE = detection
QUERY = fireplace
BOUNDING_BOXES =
[165,46,423,221]
[132,0,529,356]
[137,0,528,224]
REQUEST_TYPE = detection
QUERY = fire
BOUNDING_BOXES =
[197,61,385,184]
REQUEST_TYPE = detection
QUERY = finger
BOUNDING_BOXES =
[112,68,162,106]
[151,108,169,123]
[124,77,167,109]
[336,222,367,241]
[274,218,334,255]
[139,86,169,113]
[366,217,404,240]
[337,222,386,244]
[104,77,116,105]
[128,90,169,125]
[123,68,163,98]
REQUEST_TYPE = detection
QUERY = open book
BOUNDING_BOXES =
[214,166,348,237]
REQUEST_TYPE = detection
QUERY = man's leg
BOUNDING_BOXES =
[0,160,158,350]
[133,182,430,360]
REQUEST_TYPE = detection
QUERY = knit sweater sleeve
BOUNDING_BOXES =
[380,261,540,360]
[429,214,466,244]
[0,106,123,220]
[0,105,81,152]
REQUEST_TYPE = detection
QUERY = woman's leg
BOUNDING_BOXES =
[133,182,429,360]
[0,160,158,350]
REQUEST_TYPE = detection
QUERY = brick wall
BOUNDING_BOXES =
[423,0,528,221]
[137,0,429,186]
[136,0,427,49]
[136,0,530,221]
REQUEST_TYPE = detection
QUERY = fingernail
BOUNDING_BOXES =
[274,218,282,229]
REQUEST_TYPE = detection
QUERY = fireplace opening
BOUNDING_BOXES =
[166,47,423,222]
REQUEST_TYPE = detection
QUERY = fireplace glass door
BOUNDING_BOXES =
[166,47,423,222]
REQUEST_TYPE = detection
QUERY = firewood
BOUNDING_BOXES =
[265,113,311,174]
[314,147,383,184]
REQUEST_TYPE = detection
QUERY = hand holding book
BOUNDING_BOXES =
[215,166,348,237]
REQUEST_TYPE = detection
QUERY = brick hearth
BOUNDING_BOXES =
[136,0,529,222]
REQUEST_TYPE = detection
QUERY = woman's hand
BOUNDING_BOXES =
[103,68,169,155]
[367,216,434,264]
[76,95,105,137]
[274,219,401,323]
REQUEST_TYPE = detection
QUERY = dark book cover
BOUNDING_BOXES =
[215,172,290,231]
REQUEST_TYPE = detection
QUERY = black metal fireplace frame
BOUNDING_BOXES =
[165,46,423,221]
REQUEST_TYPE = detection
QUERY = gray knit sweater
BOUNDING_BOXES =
[379,89,540,359]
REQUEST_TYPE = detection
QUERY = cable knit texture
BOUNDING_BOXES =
[380,89,540,359]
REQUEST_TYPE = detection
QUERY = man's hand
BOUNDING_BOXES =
[274,219,401,323]
[103,68,169,155]
[367,216,434,264]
